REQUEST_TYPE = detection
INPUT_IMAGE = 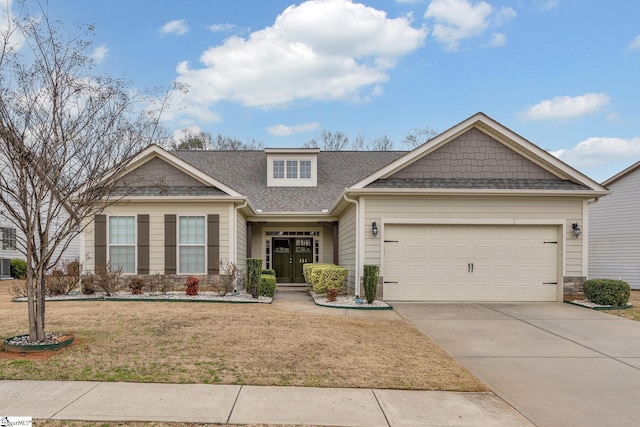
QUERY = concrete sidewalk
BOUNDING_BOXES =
[0,380,533,426]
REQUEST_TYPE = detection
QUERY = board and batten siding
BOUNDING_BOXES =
[338,204,357,294]
[589,169,640,289]
[363,195,584,277]
[84,202,230,273]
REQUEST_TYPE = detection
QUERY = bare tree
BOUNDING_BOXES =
[0,2,166,342]
[403,126,439,149]
[351,134,366,151]
[368,133,394,151]
[173,130,262,150]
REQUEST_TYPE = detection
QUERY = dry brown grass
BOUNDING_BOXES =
[0,280,485,391]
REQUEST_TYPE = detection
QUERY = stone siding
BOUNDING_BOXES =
[563,276,585,301]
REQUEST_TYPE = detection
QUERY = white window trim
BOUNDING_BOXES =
[107,215,137,274]
[177,215,207,275]
[267,154,317,187]
[1,227,17,251]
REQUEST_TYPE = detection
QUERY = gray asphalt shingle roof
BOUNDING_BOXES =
[367,178,591,191]
[173,150,406,212]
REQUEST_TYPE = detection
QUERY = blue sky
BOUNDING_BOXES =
[5,0,640,182]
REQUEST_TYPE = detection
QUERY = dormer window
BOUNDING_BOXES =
[266,148,319,187]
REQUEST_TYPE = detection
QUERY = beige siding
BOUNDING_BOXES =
[84,202,231,273]
[589,170,640,288]
[236,211,247,275]
[322,228,334,264]
[339,204,357,293]
[363,195,584,277]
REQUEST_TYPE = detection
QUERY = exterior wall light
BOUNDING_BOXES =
[372,221,378,237]
[572,222,581,238]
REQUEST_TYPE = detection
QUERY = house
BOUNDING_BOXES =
[82,113,608,301]
[589,162,640,289]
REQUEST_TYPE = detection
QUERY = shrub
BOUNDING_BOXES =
[363,265,379,304]
[216,260,242,296]
[147,273,173,295]
[129,277,145,295]
[303,263,332,284]
[9,280,28,298]
[81,275,96,295]
[94,264,122,296]
[10,258,26,279]
[46,269,77,296]
[246,258,263,298]
[326,287,339,302]
[259,274,277,297]
[261,269,276,276]
[185,276,199,296]
[309,264,348,294]
[583,279,630,306]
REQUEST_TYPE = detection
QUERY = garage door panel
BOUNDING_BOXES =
[384,224,559,302]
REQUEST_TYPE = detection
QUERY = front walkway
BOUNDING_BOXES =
[394,302,640,427]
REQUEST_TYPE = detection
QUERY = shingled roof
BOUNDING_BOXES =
[173,150,406,212]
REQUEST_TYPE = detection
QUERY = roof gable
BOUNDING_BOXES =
[114,145,242,197]
[602,160,640,187]
[351,112,608,193]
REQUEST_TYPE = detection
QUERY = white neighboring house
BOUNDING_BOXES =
[0,211,80,279]
[589,161,640,289]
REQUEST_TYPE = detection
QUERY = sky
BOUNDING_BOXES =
[4,0,640,183]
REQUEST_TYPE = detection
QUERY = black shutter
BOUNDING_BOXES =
[164,214,176,274]
[208,214,219,274]
[95,215,107,270]
[137,214,149,274]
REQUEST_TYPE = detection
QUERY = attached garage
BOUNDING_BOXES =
[383,224,560,302]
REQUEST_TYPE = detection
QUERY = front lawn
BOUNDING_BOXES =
[0,280,485,392]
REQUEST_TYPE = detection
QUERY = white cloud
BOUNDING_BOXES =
[209,23,236,33]
[539,0,559,11]
[90,44,108,64]
[170,0,426,122]
[160,19,189,36]
[551,137,640,169]
[0,0,24,50]
[172,125,202,142]
[268,122,321,136]
[519,93,610,121]
[487,32,506,47]
[628,35,640,50]
[424,0,515,51]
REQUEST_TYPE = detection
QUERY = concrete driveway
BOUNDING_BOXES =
[393,302,640,427]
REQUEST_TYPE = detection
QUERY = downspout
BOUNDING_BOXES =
[232,199,248,264]
[343,193,360,297]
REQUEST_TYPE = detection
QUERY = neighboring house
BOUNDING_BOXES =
[82,113,608,302]
[589,162,640,289]
[0,223,18,278]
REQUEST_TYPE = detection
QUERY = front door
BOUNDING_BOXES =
[272,238,312,283]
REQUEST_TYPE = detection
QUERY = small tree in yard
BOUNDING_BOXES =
[215,259,242,296]
[0,2,173,342]
[246,258,263,299]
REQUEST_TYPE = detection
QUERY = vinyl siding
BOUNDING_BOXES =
[338,204,357,293]
[84,202,230,274]
[236,211,247,275]
[363,195,583,277]
[589,169,640,288]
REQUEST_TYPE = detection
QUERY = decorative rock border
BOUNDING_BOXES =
[3,334,74,353]
[567,300,633,311]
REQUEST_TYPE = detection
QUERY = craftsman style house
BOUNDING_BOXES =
[82,113,608,301]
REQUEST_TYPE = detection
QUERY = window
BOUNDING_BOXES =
[108,216,135,273]
[179,216,205,274]
[300,160,311,179]
[2,227,16,251]
[286,160,298,178]
[273,160,284,179]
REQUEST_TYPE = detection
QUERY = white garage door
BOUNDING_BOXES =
[383,224,559,301]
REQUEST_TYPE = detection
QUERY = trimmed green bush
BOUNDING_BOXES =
[10,258,26,279]
[309,264,348,294]
[363,265,379,304]
[261,269,276,276]
[583,279,630,306]
[303,263,332,284]
[246,258,263,298]
[259,274,277,297]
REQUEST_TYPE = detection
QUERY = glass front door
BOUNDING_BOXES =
[272,237,312,283]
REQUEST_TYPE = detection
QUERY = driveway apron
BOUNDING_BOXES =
[394,302,640,427]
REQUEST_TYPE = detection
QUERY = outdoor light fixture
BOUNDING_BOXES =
[572,222,581,238]
[371,221,378,237]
